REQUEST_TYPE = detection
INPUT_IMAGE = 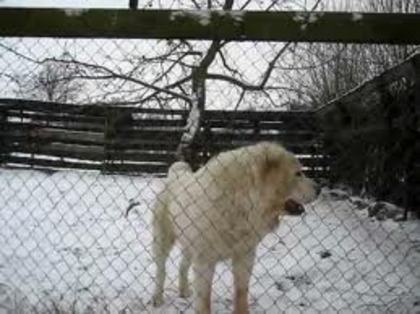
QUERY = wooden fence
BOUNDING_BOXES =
[0,98,324,178]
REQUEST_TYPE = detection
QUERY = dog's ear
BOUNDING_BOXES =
[261,152,283,180]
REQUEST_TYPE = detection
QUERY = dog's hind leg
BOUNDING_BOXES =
[151,193,175,307]
[179,248,192,298]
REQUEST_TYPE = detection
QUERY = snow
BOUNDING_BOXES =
[293,12,323,23]
[292,12,324,31]
[170,10,244,26]
[170,10,212,26]
[181,95,200,143]
[63,9,88,17]
[0,169,419,313]
[216,10,244,24]
[352,12,364,22]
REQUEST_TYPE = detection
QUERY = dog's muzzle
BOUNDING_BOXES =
[284,199,305,216]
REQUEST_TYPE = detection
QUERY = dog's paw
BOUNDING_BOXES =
[151,294,164,307]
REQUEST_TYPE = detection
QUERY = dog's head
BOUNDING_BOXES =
[256,142,319,216]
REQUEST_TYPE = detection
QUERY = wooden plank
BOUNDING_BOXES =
[204,110,314,121]
[2,127,104,142]
[5,115,318,135]
[109,151,176,163]
[1,131,105,148]
[3,136,178,151]
[5,141,177,163]
[204,141,323,155]
[0,9,419,44]
[205,130,318,142]
[5,155,103,170]
[106,139,179,151]
[7,110,106,124]
[205,118,317,131]
[0,99,109,116]
[0,99,187,117]
[3,135,103,148]
[5,120,104,132]
[113,129,183,139]
[103,162,168,174]
[6,143,105,161]
[126,119,185,128]
[5,155,170,173]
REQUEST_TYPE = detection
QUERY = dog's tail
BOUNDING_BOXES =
[152,187,176,258]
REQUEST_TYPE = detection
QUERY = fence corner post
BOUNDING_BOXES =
[0,106,7,165]
[404,54,420,219]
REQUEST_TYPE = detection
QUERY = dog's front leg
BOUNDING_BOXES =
[179,249,192,298]
[232,249,256,314]
[193,261,215,314]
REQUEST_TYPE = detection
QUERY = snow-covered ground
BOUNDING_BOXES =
[0,169,419,313]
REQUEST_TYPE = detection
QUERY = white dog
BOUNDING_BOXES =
[151,142,318,314]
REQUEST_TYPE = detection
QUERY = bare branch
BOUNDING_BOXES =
[259,43,293,88]
[240,0,253,10]
[191,0,201,9]
[223,0,234,10]
[150,51,198,86]
[233,89,246,111]
[217,49,242,78]
[206,73,299,92]
[0,42,40,64]
[255,0,323,91]
[136,75,192,105]
[49,58,192,104]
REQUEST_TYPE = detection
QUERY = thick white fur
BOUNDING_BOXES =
[151,142,317,314]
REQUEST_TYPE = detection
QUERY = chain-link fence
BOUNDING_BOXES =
[1,2,420,313]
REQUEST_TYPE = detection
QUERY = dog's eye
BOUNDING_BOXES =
[296,171,303,177]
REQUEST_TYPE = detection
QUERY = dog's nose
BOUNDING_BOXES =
[284,199,305,216]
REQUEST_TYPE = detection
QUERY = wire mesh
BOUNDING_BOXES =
[0,2,420,313]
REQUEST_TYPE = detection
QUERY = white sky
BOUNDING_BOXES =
[0,0,355,10]
[0,0,126,8]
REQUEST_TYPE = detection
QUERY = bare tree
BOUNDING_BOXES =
[296,0,420,106]
[9,52,83,103]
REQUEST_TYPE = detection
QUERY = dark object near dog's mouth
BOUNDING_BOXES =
[284,199,305,216]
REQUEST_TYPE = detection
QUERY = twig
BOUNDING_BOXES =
[125,201,140,217]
